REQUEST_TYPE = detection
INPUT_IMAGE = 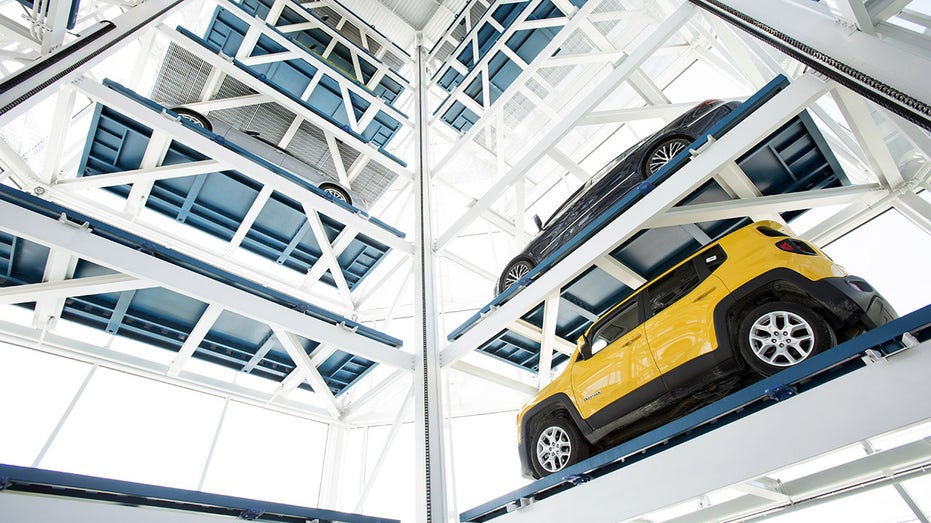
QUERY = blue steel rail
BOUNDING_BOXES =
[0,463,399,523]
[460,304,931,522]
[0,184,401,396]
[447,74,849,374]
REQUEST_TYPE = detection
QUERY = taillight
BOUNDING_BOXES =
[775,238,817,256]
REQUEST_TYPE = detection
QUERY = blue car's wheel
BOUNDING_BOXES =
[498,258,534,294]
[645,136,691,175]
[171,107,212,132]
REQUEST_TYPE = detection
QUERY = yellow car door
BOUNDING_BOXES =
[570,298,665,422]
[643,246,729,379]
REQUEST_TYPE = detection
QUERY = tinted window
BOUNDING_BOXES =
[647,261,701,316]
[590,299,640,356]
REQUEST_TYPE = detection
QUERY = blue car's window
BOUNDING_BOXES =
[542,137,647,229]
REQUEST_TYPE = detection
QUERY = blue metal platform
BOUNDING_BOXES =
[460,304,931,522]
[78,79,401,292]
[449,75,849,374]
[0,184,402,397]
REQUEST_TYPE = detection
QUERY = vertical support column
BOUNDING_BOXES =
[318,421,346,508]
[413,33,453,523]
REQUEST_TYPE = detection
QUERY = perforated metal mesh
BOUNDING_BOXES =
[290,120,338,176]
[352,155,398,206]
[503,90,536,129]
[150,43,211,106]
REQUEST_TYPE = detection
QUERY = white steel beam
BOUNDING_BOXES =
[167,303,224,377]
[537,292,560,388]
[824,0,877,33]
[593,256,646,289]
[0,199,414,370]
[31,247,78,330]
[441,73,833,366]
[0,317,334,420]
[303,205,355,309]
[55,160,225,190]
[648,183,887,229]
[271,326,341,418]
[833,86,907,188]
[412,33,452,523]
[450,360,538,397]
[435,2,696,250]
[509,319,575,357]
[0,273,155,305]
[705,0,930,122]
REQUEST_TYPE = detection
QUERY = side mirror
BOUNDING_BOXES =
[579,337,592,361]
[533,214,543,231]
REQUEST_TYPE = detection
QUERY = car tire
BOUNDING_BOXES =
[319,183,352,205]
[497,258,535,295]
[643,136,692,175]
[737,301,836,376]
[171,107,213,131]
[529,414,589,479]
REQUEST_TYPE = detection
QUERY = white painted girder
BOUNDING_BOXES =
[0,273,155,306]
[167,303,224,377]
[0,0,186,127]
[272,325,342,418]
[648,183,888,229]
[709,0,931,113]
[0,317,335,421]
[0,198,415,371]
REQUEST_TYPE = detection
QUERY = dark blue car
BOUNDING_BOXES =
[497,99,741,294]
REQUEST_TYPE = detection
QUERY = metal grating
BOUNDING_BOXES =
[350,153,399,206]
[150,43,211,106]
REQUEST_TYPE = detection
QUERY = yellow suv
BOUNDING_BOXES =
[517,221,896,478]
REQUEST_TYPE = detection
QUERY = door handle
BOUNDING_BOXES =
[623,334,642,346]
[693,287,716,302]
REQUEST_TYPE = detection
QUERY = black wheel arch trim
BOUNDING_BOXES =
[711,268,884,363]
[518,393,591,476]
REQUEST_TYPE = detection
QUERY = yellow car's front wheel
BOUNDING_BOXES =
[530,414,589,478]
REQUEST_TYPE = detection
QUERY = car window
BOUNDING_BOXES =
[543,138,646,228]
[590,299,641,357]
[647,261,701,316]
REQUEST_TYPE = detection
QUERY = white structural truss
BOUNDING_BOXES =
[0,0,929,522]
